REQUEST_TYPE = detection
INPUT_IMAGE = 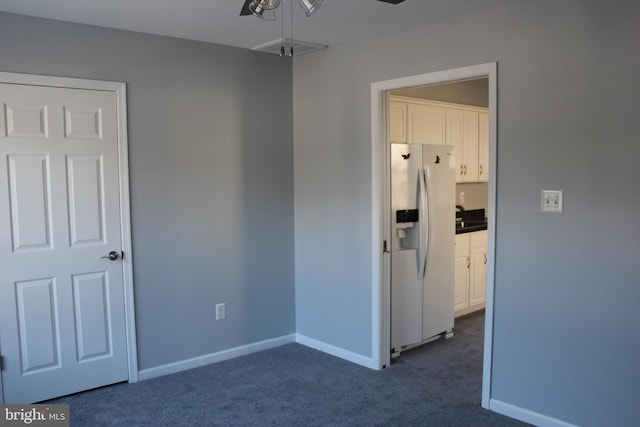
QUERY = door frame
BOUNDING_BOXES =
[0,71,138,403]
[370,62,497,408]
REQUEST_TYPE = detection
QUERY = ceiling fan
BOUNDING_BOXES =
[241,0,406,56]
[240,0,406,20]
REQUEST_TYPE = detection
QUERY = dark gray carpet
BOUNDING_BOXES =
[46,311,529,426]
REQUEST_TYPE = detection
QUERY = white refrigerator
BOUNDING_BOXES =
[391,143,456,354]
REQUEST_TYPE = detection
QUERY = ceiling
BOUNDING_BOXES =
[393,78,489,107]
[0,0,499,52]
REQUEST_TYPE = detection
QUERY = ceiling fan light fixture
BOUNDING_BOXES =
[297,0,324,17]
[249,0,281,20]
[251,0,281,10]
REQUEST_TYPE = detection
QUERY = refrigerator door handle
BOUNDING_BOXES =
[419,168,429,279]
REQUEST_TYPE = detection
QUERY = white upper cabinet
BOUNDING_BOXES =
[462,110,479,181]
[446,108,464,176]
[407,103,446,145]
[478,111,489,182]
[391,96,488,182]
[389,101,407,143]
[447,107,480,183]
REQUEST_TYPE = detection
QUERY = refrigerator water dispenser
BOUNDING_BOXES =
[395,209,420,251]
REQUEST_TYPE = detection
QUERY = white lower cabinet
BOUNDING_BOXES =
[454,235,471,312]
[454,230,487,316]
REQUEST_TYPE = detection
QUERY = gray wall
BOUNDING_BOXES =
[0,12,295,370]
[293,0,640,425]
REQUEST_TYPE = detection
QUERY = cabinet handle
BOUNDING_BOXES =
[464,164,468,175]
[484,254,487,265]
[479,165,483,175]
[467,257,471,269]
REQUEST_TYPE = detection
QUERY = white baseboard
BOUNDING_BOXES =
[490,398,578,427]
[138,333,376,382]
[138,334,296,381]
[295,333,377,369]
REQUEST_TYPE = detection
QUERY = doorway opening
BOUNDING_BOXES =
[370,63,497,408]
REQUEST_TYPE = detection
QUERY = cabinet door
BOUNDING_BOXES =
[454,234,470,313]
[478,112,489,182]
[469,231,488,307]
[407,103,445,145]
[389,101,407,143]
[462,110,479,182]
[446,108,464,182]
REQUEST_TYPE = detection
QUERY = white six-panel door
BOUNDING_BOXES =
[0,82,129,403]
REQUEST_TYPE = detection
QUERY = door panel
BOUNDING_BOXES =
[15,278,60,373]
[7,155,53,251]
[72,272,112,361]
[5,103,49,138]
[67,155,106,246]
[0,82,128,403]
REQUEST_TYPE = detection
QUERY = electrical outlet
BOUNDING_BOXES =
[216,303,226,320]
[541,190,563,213]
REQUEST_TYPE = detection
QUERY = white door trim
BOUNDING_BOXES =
[370,63,497,408]
[0,71,138,397]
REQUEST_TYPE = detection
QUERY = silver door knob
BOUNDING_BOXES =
[101,251,120,261]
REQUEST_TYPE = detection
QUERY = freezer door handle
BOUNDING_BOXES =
[419,168,429,279]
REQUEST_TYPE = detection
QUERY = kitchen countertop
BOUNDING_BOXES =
[455,208,487,234]
[456,220,487,234]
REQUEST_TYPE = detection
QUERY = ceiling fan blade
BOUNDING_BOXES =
[240,0,253,16]
[377,0,406,4]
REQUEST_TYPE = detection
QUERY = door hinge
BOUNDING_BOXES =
[383,240,390,254]
[121,251,125,260]
[0,355,4,370]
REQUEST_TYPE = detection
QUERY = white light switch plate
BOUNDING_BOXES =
[216,303,226,320]
[541,190,563,213]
